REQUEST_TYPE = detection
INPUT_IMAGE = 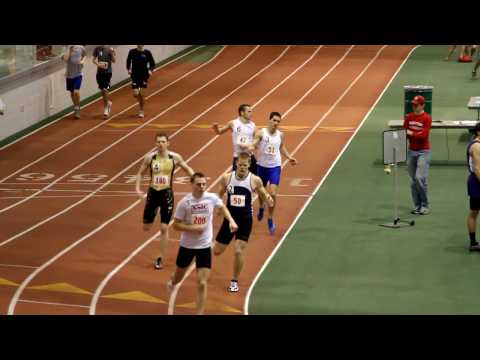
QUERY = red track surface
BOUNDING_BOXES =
[0,45,414,315]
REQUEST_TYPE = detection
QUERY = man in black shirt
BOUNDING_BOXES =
[93,45,116,118]
[126,45,155,118]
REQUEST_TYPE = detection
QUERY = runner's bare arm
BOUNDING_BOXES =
[280,133,298,165]
[79,48,87,65]
[172,153,195,177]
[135,155,150,197]
[218,204,238,233]
[217,173,229,199]
[251,129,262,149]
[62,46,72,61]
[173,218,205,234]
[110,48,116,63]
[212,120,233,135]
[253,175,274,207]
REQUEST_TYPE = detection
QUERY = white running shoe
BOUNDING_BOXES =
[228,280,239,293]
[74,107,81,119]
[138,110,144,118]
[104,101,112,118]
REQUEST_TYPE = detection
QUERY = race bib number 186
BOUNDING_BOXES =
[153,175,169,185]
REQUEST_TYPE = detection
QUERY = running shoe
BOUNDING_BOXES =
[154,257,163,270]
[268,218,276,235]
[138,110,145,118]
[104,101,112,118]
[469,243,480,252]
[410,207,421,215]
[419,207,430,215]
[228,280,239,293]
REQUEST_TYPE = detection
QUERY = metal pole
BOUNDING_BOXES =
[393,147,398,222]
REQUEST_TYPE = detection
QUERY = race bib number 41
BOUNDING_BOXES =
[153,175,169,186]
[238,135,248,145]
[230,194,246,207]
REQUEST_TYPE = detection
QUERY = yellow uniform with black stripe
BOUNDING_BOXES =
[149,152,175,191]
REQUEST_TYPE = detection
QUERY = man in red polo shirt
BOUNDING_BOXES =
[403,95,432,215]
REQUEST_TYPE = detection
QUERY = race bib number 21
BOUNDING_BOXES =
[265,144,277,155]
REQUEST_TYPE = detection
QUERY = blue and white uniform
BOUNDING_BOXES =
[256,128,282,186]
[216,171,254,244]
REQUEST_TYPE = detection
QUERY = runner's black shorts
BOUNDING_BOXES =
[176,246,212,269]
[131,73,149,89]
[143,187,174,224]
[96,72,112,90]
[216,214,253,245]
[470,196,480,210]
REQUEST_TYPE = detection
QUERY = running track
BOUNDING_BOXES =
[0,45,414,314]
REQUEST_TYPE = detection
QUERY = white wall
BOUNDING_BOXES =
[0,45,191,142]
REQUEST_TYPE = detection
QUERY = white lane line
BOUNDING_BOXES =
[0,45,206,154]
[0,46,259,214]
[0,195,137,199]
[244,45,420,315]
[91,45,328,315]
[18,299,89,309]
[0,45,292,249]
[0,263,38,269]
[0,192,312,200]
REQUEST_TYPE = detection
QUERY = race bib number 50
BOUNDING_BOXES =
[230,194,246,207]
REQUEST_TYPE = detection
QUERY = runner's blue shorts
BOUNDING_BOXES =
[257,165,281,186]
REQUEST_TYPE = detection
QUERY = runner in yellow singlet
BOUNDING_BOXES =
[136,132,194,270]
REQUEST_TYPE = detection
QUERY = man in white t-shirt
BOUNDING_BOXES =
[167,172,238,315]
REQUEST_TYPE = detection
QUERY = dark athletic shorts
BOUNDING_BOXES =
[96,72,112,90]
[470,197,480,210]
[66,75,82,92]
[216,214,252,245]
[176,246,212,269]
[143,187,174,224]
[131,73,149,89]
[232,155,257,174]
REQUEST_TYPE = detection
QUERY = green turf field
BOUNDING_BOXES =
[249,45,480,315]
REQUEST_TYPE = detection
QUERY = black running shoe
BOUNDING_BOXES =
[469,244,480,252]
[154,257,163,270]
